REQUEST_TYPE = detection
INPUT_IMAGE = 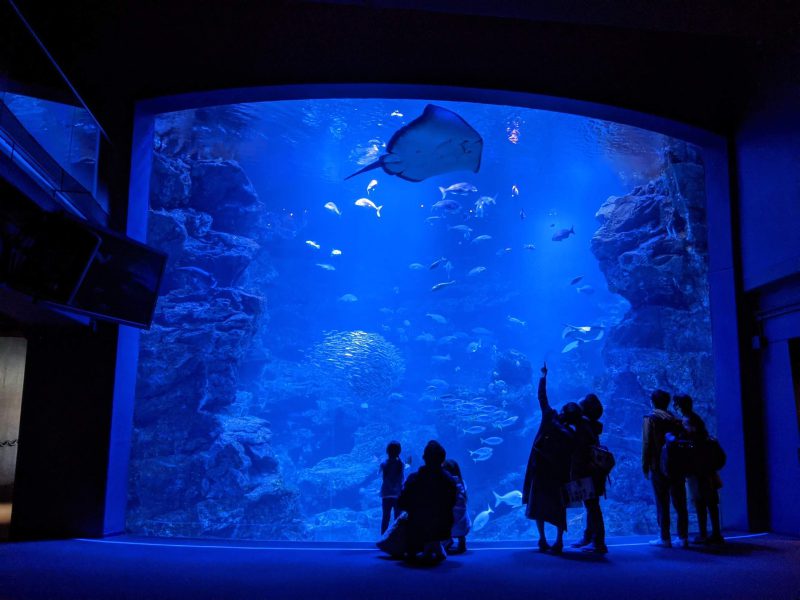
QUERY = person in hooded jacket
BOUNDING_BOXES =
[642,389,688,547]
[570,393,608,554]
[398,440,457,563]
[522,363,580,554]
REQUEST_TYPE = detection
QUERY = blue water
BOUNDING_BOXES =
[130,98,710,541]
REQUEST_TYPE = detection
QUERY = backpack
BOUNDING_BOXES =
[660,433,695,478]
[696,437,726,473]
[588,444,616,477]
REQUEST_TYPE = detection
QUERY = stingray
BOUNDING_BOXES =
[345,104,483,182]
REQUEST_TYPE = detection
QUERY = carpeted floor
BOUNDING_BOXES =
[1,533,798,600]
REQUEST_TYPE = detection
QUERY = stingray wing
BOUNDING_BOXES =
[382,105,483,182]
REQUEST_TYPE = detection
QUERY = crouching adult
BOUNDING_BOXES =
[398,440,458,563]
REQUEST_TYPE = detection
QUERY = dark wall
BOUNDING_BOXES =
[10,323,118,539]
[6,0,800,537]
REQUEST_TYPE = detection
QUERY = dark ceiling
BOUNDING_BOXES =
[5,1,800,142]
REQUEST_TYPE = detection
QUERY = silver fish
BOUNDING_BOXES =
[468,266,487,276]
[472,505,493,531]
[439,182,478,199]
[480,436,504,446]
[493,490,523,508]
[431,280,456,292]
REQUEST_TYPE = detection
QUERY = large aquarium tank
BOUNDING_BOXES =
[128,97,715,542]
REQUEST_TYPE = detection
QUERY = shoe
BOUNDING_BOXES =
[706,534,725,545]
[691,534,708,545]
[649,538,672,548]
[550,541,563,555]
[581,543,609,554]
[571,539,591,549]
[673,537,689,548]
[538,539,551,552]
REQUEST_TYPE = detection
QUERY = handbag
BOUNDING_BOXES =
[376,511,408,558]
[563,477,596,507]
[588,444,616,476]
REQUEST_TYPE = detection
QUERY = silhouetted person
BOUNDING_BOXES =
[443,459,471,554]
[570,393,608,554]
[673,394,724,545]
[379,441,409,534]
[642,389,688,547]
[522,363,579,553]
[398,440,457,563]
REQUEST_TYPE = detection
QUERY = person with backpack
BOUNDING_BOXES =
[673,394,725,545]
[642,389,689,548]
[570,393,609,554]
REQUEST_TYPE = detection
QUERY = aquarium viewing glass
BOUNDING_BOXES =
[128,98,716,541]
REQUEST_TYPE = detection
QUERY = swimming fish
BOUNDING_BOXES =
[576,285,595,295]
[345,105,483,182]
[466,340,482,353]
[366,179,378,194]
[426,313,448,324]
[562,340,581,353]
[316,263,336,271]
[506,315,526,327]
[390,110,403,118]
[552,226,575,241]
[323,202,341,216]
[496,247,513,256]
[474,195,496,218]
[425,216,443,224]
[511,185,520,197]
[562,324,593,335]
[305,240,321,250]
[520,208,526,220]
[432,198,462,212]
[431,281,456,292]
[429,257,448,270]
[338,293,358,302]
[431,354,451,362]
[448,224,473,239]
[416,333,436,343]
[469,447,494,462]
[480,436,504,446]
[409,263,426,270]
[468,266,487,276]
[472,327,493,336]
[473,505,493,531]
[330,249,342,256]
[471,235,492,243]
[354,197,383,218]
[462,426,486,435]
[494,416,519,430]
[439,182,478,199]
[522,244,536,250]
[493,490,523,508]
[570,275,584,285]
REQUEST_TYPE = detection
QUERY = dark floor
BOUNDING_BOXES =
[1,533,798,600]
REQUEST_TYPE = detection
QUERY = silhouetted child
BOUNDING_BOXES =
[443,459,471,554]
[379,441,408,534]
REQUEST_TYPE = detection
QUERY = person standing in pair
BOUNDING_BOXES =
[673,394,724,545]
[642,389,689,547]
[571,394,608,554]
[522,363,579,554]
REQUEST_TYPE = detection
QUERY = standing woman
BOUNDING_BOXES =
[522,363,580,553]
